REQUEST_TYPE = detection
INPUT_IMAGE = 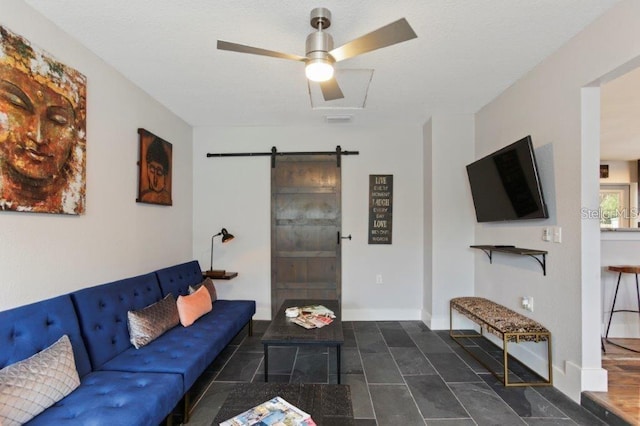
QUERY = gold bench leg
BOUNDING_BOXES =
[502,332,552,387]
[504,335,509,386]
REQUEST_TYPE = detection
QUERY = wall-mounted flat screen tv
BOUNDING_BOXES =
[466,135,548,222]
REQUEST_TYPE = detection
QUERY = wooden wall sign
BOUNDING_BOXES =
[368,174,393,244]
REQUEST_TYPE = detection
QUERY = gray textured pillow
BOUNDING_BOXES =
[188,277,217,302]
[127,293,179,349]
[0,334,80,426]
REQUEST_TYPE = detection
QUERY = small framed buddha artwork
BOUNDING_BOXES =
[136,128,172,206]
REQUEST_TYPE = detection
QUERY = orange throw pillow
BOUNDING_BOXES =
[176,285,212,327]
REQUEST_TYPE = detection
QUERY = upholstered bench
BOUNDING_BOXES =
[449,296,552,386]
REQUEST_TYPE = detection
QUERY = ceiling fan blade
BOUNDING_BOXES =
[329,18,417,63]
[217,40,307,62]
[320,77,344,101]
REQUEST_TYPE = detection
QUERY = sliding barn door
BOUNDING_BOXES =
[271,155,342,318]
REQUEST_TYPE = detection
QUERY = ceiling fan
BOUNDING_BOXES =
[217,8,417,101]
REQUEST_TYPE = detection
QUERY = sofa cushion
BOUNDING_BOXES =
[97,299,256,392]
[189,277,217,302]
[155,260,203,298]
[71,272,163,370]
[27,370,182,426]
[0,335,80,426]
[0,295,92,378]
[128,294,179,349]
[177,286,212,327]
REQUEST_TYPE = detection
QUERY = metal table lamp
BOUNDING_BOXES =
[208,228,234,278]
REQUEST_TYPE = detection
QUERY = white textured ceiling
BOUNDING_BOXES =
[24,0,620,127]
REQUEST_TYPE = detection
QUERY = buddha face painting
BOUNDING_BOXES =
[137,129,172,206]
[0,65,76,181]
[0,25,86,214]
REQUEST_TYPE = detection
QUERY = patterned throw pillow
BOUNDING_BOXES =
[127,294,179,349]
[188,277,217,302]
[0,334,80,426]
[177,285,212,327]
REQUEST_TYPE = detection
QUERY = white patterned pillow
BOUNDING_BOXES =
[0,334,80,425]
[127,293,179,349]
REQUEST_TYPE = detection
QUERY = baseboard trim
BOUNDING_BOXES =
[255,307,423,322]
[342,309,421,321]
[604,322,640,339]
[553,361,608,403]
[254,307,271,321]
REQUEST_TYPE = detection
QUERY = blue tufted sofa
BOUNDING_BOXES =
[0,260,255,425]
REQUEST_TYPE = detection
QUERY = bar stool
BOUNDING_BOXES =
[605,265,640,353]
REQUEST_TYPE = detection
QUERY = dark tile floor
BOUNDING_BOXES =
[187,321,609,425]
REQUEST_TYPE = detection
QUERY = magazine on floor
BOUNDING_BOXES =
[220,396,312,426]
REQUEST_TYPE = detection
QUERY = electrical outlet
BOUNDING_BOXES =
[521,296,534,312]
[376,274,383,284]
[542,227,551,242]
[553,227,562,243]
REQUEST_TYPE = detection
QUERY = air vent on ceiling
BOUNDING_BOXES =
[324,115,353,124]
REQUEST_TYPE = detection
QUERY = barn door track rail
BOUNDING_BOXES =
[207,146,359,167]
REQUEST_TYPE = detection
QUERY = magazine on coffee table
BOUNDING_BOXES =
[299,305,335,318]
[288,304,336,329]
[220,396,311,426]
[290,314,333,329]
[290,316,316,329]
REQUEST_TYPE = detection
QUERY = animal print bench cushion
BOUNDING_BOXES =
[451,297,549,342]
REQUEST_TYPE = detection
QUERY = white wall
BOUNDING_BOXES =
[423,115,475,329]
[193,125,423,320]
[599,160,635,183]
[474,0,640,401]
[0,0,193,310]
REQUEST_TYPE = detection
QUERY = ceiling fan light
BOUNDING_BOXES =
[306,59,334,82]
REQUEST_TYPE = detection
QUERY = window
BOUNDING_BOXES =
[599,184,630,228]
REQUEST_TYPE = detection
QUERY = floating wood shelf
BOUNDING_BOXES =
[203,271,238,280]
[471,245,548,276]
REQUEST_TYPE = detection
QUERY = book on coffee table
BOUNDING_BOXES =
[220,396,311,426]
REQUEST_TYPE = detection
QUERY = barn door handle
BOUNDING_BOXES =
[337,232,352,244]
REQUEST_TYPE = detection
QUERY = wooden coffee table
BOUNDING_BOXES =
[261,299,344,383]
[212,383,354,425]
